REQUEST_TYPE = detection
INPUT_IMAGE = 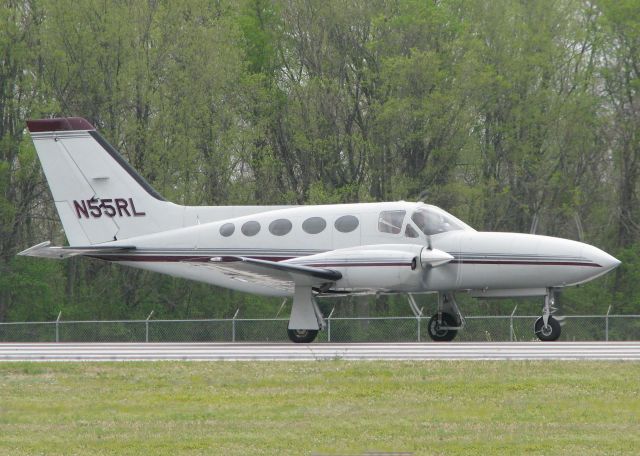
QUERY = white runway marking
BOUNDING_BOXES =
[1,342,640,361]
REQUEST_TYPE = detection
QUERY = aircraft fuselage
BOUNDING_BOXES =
[97,201,619,298]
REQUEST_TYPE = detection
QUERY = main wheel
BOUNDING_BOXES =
[534,316,561,341]
[427,313,459,342]
[287,329,318,343]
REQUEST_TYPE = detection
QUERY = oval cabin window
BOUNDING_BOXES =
[334,215,359,233]
[269,219,292,236]
[219,223,235,237]
[302,217,327,234]
[241,221,261,236]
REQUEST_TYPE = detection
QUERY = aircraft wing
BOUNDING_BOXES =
[18,243,341,293]
[183,256,342,292]
[17,241,136,259]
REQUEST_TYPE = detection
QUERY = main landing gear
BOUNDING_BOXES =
[535,290,561,341]
[287,286,323,343]
[427,292,464,342]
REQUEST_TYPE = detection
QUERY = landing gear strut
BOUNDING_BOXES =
[535,290,561,341]
[287,286,324,343]
[427,292,464,342]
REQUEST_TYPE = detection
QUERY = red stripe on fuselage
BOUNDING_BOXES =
[86,254,600,268]
[455,260,601,267]
[87,255,295,263]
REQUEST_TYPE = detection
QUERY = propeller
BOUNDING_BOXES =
[419,237,454,288]
[412,195,453,287]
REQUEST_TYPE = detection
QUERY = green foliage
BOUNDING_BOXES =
[1,0,640,321]
[0,258,65,321]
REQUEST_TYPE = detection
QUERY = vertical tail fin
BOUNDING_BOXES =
[27,117,182,245]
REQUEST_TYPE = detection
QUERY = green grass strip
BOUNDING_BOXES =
[1,361,639,455]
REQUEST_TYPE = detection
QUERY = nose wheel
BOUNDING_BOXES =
[534,316,561,341]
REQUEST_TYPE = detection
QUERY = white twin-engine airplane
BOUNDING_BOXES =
[19,117,620,343]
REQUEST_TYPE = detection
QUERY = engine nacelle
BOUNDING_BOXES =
[289,244,429,292]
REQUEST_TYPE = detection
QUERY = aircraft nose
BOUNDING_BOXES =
[583,244,621,272]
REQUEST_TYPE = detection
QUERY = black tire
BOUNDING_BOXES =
[287,329,318,343]
[534,316,561,341]
[427,313,459,342]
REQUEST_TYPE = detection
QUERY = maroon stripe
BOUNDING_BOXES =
[88,255,601,268]
[88,255,296,262]
[27,117,94,132]
[89,255,412,268]
[306,262,413,268]
[457,260,601,267]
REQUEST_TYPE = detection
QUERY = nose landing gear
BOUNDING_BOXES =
[535,290,561,341]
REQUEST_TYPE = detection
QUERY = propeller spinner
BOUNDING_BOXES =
[420,239,454,289]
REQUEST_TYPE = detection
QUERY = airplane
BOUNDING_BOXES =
[19,117,621,343]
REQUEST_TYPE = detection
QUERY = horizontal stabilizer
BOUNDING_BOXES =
[18,241,136,259]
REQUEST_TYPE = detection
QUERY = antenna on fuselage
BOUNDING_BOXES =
[530,213,539,234]
[574,212,585,242]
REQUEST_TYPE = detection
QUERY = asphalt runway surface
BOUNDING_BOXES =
[1,342,640,361]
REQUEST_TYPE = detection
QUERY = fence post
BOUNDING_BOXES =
[407,294,423,342]
[55,311,62,343]
[145,310,154,343]
[275,299,287,318]
[605,305,612,342]
[509,305,518,342]
[232,309,239,342]
[327,307,335,343]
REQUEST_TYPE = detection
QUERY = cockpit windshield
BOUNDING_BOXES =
[410,206,467,236]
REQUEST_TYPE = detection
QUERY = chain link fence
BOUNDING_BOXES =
[2,314,640,343]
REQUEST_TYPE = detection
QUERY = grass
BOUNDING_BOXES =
[1,361,639,455]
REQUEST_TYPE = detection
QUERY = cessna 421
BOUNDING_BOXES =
[19,117,620,343]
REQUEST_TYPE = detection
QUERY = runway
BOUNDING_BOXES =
[1,342,640,361]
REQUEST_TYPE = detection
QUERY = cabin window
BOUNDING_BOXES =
[411,207,465,236]
[269,219,292,236]
[378,210,406,234]
[405,224,419,238]
[334,215,359,233]
[219,223,235,237]
[302,217,326,234]
[241,220,261,236]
